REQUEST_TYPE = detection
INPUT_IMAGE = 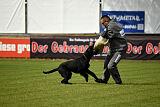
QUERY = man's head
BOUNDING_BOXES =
[101,15,111,27]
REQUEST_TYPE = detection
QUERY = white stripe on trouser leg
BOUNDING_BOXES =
[102,68,107,80]
[114,54,121,63]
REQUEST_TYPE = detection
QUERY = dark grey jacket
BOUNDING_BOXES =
[101,20,127,52]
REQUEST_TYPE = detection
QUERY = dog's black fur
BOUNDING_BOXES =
[43,45,99,84]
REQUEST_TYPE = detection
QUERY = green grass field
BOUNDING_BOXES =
[0,59,160,107]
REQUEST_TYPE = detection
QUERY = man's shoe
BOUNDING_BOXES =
[115,80,122,85]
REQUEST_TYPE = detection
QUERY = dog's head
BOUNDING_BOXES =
[84,45,96,60]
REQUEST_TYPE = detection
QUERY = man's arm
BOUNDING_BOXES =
[102,22,123,39]
[101,26,115,39]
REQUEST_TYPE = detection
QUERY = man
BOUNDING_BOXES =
[95,15,128,84]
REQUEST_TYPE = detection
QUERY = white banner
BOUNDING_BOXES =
[102,0,160,33]
[0,0,25,33]
[28,0,99,33]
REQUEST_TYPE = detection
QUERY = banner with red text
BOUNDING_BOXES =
[30,35,160,60]
[125,35,160,60]
[30,35,104,59]
[0,38,30,57]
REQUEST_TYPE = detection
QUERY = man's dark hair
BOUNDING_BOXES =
[101,15,111,20]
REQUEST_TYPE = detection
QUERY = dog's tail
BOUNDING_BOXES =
[43,67,59,74]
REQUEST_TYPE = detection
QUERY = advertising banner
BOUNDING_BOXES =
[125,35,160,60]
[101,11,145,33]
[30,35,106,59]
[0,38,30,57]
[31,35,160,60]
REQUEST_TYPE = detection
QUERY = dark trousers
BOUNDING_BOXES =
[102,51,125,84]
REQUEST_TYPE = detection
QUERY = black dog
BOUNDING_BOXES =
[43,45,99,84]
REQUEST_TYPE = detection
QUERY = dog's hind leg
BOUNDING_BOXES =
[61,72,72,84]
[80,72,88,82]
[61,79,69,84]
[59,68,72,84]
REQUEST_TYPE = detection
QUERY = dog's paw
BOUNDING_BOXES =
[61,80,72,84]
[43,71,48,74]
[85,78,88,82]
[62,82,72,84]
[95,79,107,84]
[61,81,72,84]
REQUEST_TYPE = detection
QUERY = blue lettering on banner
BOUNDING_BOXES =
[101,11,145,33]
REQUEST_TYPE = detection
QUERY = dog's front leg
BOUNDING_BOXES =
[87,69,99,80]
